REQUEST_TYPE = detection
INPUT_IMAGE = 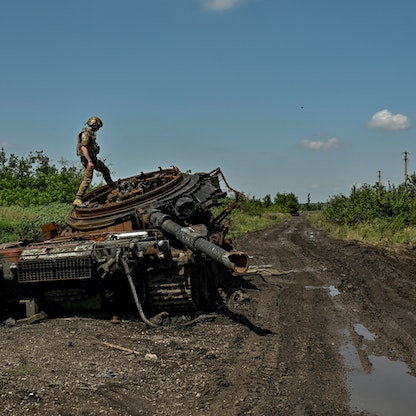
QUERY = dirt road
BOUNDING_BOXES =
[1,214,416,415]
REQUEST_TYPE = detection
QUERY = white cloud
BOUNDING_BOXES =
[368,109,410,131]
[200,0,246,12]
[300,137,340,151]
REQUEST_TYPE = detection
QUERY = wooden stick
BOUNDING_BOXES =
[102,341,141,356]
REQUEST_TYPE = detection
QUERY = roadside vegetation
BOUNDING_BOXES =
[0,203,73,243]
[226,192,300,238]
[0,148,82,242]
[0,148,82,206]
[308,177,416,246]
[5,149,415,247]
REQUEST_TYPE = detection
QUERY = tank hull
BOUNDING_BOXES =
[0,167,248,323]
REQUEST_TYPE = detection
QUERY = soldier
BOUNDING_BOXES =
[73,116,115,207]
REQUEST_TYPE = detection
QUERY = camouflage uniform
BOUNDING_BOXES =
[74,124,114,204]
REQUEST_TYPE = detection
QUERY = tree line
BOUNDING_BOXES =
[4,149,415,244]
[0,148,82,206]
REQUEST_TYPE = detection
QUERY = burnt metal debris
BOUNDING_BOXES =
[0,167,248,325]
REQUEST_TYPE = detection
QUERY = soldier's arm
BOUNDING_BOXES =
[80,131,94,168]
[81,146,94,168]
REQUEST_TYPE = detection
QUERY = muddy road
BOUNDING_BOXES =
[1,214,416,415]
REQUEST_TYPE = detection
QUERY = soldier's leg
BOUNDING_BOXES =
[96,159,115,186]
[74,166,94,203]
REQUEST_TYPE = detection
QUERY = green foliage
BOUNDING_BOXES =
[0,203,72,243]
[322,180,416,228]
[229,209,289,237]
[314,176,416,245]
[237,198,264,216]
[0,148,80,242]
[214,194,297,237]
[0,148,83,206]
[273,192,300,214]
[235,192,300,216]
[308,210,416,246]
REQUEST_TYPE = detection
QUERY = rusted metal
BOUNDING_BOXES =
[0,167,248,323]
[149,211,248,273]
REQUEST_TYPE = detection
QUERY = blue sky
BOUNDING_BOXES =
[1,0,416,203]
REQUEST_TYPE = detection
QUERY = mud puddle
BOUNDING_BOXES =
[306,283,416,415]
[341,324,416,415]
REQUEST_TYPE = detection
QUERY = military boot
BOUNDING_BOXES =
[73,198,83,207]
[73,198,89,208]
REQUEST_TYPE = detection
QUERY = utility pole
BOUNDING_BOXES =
[376,170,383,199]
[403,151,409,187]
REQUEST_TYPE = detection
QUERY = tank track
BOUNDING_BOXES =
[145,273,196,314]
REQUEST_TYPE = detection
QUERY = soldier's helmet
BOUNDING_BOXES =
[86,116,103,129]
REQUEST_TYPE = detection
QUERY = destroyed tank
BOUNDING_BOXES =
[0,167,248,325]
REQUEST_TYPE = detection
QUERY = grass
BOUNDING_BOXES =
[0,206,38,222]
[307,211,416,247]
[0,203,72,243]
[228,210,290,238]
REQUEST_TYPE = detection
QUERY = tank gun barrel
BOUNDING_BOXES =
[149,211,248,273]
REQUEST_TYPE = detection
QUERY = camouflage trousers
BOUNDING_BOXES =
[76,157,114,199]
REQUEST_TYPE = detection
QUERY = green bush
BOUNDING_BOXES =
[0,203,73,243]
[315,176,416,244]
[0,148,83,206]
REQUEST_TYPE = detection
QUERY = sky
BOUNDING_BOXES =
[1,0,416,203]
